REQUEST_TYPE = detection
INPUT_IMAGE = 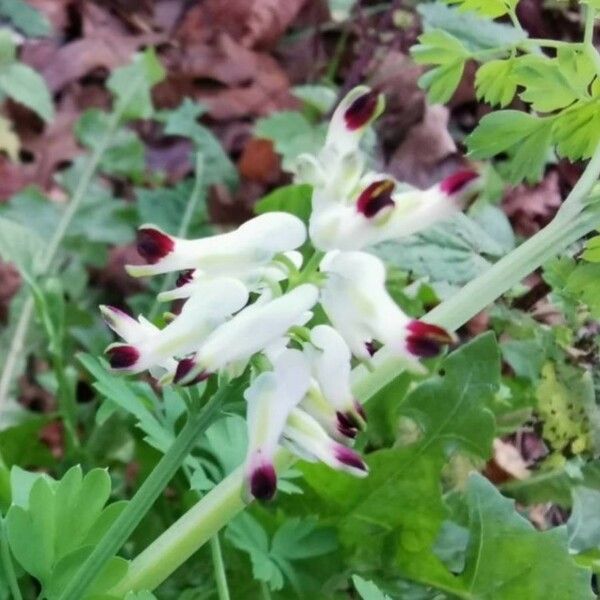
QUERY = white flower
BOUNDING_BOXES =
[283,408,368,478]
[174,284,319,385]
[302,325,366,438]
[320,251,454,361]
[125,212,306,278]
[100,305,177,378]
[156,251,303,303]
[309,170,481,251]
[104,277,248,378]
[244,349,311,501]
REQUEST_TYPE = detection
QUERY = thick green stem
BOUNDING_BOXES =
[57,386,226,600]
[0,77,144,413]
[1,518,23,600]
[210,532,231,600]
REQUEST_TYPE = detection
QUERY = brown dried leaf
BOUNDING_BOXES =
[503,171,562,237]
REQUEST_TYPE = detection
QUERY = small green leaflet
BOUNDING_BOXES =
[568,487,600,553]
[476,59,517,108]
[0,0,51,37]
[225,513,337,592]
[0,216,44,279]
[553,96,600,161]
[5,466,129,599]
[107,48,165,121]
[352,575,392,600]
[444,0,519,19]
[255,184,313,224]
[161,98,238,188]
[254,111,327,171]
[411,30,469,104]
[0,31,53,122]
[418,3,526,51]
[466,110,553,183]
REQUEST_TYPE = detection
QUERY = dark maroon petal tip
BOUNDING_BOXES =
[344,90,380,130]
[356,180,395,219]
[440,170,479,196]
[334,445,367,472]
[107,345,139,369]
[174,358,209,386]
[365,340,377,357]
[406,320,455,359]
[176,269,195,288]
[336,412,358,438]
[137,227,175,264]
[250,463,277,501]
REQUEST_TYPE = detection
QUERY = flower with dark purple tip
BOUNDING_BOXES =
[405,320,455,359]
[356,179,395,219]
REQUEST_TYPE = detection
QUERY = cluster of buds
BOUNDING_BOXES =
[101,86,482,501]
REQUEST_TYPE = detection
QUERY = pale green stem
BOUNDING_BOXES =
[1,518,23,600]
[58,385,226,600]
[0,76,144,414]
[260,582,273,600]
[113,162,600,594]
[584,6,600,83]
[210,533,231,600]
[148,153,205,320]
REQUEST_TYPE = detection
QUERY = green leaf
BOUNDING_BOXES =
[568,487,600,553]
[226,513,338,592]
[0,216,44,278]
[466,110,553,183]
[0,0,51,37]
[411,30,469,104]
[136,179,210,238]
[75,109,146,181]
[255,111,327,171]
[255,184,312,224]
[565,262,600,317]
[352,575,392,600]
[553,97,600,161]
[107,48,165,121]
[0,62,53,122]
[162,98,238,188]
[374,213,510,289]
[460,474,593,599]
[418,3,526,51]
[444,0,518,19]
[6,466,128,597]
[503,460,600,508]
[302,335,499,591]
[475,59,517,107]
[513,54,591,113]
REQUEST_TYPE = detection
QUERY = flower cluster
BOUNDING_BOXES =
[101,87,482,501]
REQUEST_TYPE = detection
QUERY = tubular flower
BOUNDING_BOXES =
[157,251,304,303]
[104,277,249,379]
[309,169,482,251]
[244,349,311,501]
[295,85,482,252]
[100,81,475,505]
[319,251,455,362]
[302,325,366,438]
[173,284,319,385]
[126,212,306,278]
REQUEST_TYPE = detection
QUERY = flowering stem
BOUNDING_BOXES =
[57,384,227,600]
[112,160,600,594]
[210,533,231,600]
[0,76,145,417]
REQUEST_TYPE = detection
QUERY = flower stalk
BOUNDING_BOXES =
[110,155,600,593]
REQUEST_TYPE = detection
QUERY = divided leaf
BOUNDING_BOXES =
[466,110,553,183]
[5,466,128,598]
[412,30,470,104]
